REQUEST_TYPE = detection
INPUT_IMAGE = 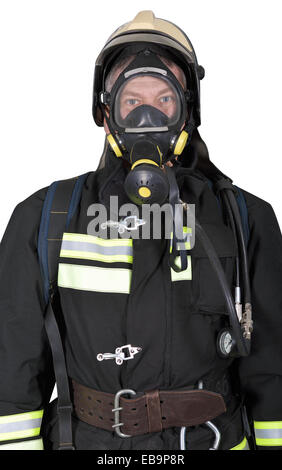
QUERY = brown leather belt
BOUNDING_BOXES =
[71,379,226,437]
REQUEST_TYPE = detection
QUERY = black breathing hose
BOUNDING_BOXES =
[214,180,252,355]
[167,165,252,356]
[194,217,250,357]
[221,191,240,288]
[222,188,252,304]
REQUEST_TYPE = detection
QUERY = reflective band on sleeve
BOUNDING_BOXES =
[254,421,282,446]
[230,437,250,450]
[171,255,192,282]
[60,233,133,264]
[58,263,132,294]
[0,410,43,442]
[0,437,44,450]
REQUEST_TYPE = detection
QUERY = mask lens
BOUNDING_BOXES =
[113,75,181,129]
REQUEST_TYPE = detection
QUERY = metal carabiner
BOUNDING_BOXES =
[112,388,136,438]
[180,421,221,450]
[206,421,221,450]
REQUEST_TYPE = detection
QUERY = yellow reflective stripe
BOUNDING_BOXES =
[0,427,41,442]
[256,438,282,446]
[62,233,133,247]
[60,249,133,264]
[171,255,192,282]
[0,438,44,450]
[254,421,282,446]
[254,421,282,429]
[230,437,249,450]
[58,263,132,294]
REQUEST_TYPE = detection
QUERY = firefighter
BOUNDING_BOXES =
[0,10,282,451]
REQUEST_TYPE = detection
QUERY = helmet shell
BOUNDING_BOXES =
[93,11,205,128]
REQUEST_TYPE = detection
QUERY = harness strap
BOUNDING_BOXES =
[38,172,90,450]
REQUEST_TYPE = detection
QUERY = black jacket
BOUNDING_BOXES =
[0,155,281,450]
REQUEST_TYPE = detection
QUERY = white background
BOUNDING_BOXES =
[0,0,281,237]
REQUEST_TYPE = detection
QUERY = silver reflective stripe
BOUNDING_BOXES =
[125,127,168,133]
[61,240,132,257]
[0,418,42,433]
[255,428,282,439]
[124,67,167,78]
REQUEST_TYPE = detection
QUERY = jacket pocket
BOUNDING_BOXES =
[190,223,238,314]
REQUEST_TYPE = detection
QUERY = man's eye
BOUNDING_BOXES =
[126,99,139,105]
[160,96,173,103]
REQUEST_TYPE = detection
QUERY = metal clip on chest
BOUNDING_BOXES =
[97,344,142,365]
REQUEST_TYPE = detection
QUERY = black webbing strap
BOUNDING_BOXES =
[38,172,90,450]
[47,177,80,294]
[166,166,188,272]
[44,301,75,450]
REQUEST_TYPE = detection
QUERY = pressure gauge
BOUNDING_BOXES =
[216,328,236,358]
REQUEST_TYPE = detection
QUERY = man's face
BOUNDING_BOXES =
[103,59,186,135]
[118,76,178,121]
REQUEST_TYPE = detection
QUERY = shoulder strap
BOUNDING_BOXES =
[38,172,90,304]
[37,171,90,450]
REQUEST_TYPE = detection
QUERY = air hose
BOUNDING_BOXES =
[217,183,252,354]
[194,218,250,357]
[166,166,251,357]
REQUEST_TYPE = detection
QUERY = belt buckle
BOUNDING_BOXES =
[112,388,136,438]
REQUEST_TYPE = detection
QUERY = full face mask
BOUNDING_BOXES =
[100,48,194,205]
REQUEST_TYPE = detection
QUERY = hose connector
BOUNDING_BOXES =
[241,302,253,340]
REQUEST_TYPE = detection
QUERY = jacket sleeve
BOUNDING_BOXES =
[238,192,282,450]
[0,188,55,450]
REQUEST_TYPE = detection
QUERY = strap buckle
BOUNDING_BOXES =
[112,389,137,438]
[58,444,75,450]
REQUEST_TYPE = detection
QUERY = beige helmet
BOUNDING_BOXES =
[92,10,205,129]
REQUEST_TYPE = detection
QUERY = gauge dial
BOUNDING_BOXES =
[217,329,235,358]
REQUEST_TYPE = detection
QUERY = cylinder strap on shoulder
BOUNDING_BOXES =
[38,171,90,450]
